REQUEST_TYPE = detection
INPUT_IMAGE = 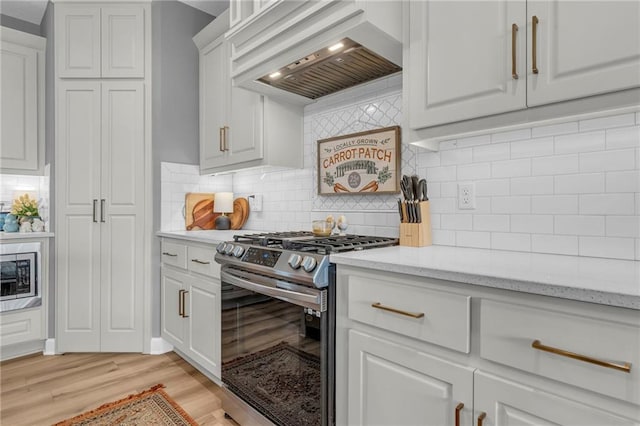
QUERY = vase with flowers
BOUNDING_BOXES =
[11,193,41,230]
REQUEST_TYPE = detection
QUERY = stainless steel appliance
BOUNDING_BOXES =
[215,232,398,426]
[0,242,41,312]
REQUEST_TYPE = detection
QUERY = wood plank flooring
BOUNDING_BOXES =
[0,352,238,426]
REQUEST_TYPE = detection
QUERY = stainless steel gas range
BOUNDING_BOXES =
[215,232,398,426]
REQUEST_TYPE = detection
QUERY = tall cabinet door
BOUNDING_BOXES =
[99,82,145,352]
[407,0,526,128]
[199,36,227,172]
[348,330,474,426]
[56,81,102,352]
[527,1,640,107]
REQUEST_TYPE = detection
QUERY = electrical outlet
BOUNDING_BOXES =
[458,182,476,210]
[248,194,263,212]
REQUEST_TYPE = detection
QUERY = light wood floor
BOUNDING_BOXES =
[0,351,239,426]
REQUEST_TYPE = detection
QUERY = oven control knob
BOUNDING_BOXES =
[301,256,317,273]
[224,244,235,255]
[288,254,303,269]
[216,242,227,254]
[232,246,245,258]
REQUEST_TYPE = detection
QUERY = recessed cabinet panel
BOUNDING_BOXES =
[408,0,526,128]
[57,7,101,78]
[101,7,145,78]
[527,1,640,106]
[0,28,44,174]
[474,371,638,426]
[348,330,474,426]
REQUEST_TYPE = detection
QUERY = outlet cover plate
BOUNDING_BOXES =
[458,182,476,210]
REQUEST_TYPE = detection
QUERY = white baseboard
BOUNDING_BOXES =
[44,338,56,355]
[149,337,173,354]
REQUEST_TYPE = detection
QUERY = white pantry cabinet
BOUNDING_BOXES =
[55,3,145,78]
[194,10,303,175]
[336,266,640,426]
[406,0,640,129]
[160,238,221,379]
[55,81,145,353]
[0,27,45,175]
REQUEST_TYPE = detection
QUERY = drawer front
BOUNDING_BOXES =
[347,275,470,353]
[187,245,219,278]
[161,240,187,269]
[480,298,640,404]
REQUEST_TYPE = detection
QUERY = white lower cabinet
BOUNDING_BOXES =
[337,265,640,426]
[474,371,638,426]
[348,330,473,426]
[160,238,221,379]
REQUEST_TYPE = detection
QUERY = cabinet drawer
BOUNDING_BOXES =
[480,298,640,404]
[347,275,470,353]
[161,240,187,269]
[187,245,219,278]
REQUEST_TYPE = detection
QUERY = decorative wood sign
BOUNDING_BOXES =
[317,126,400,195]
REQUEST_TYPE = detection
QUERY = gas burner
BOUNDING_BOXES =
[233,232,398,254]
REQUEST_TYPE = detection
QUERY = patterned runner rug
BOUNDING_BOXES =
[53,384,197,426]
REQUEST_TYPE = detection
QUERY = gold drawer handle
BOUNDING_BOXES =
[532,15,539,74]
[162,252,178,257]
[371,302,424,319]
[477,412,486,426]
[511,23,518,79]
[532,340,631,373]
[191,259,210,265]
[455,402,464,426]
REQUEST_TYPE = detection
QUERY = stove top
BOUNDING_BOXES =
[216,232,397,288]
[233,231,398,254]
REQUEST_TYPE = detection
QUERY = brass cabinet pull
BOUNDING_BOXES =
[455,403,464,426]
[532,16,539,74]
[100,199,106,223]
[191,259,210,265]
[182,290,189,318]
[178,289,184,317]
[223,126,229,151]
[477,412,486,426]
[371,302,424,318]
[219,127,224,152]
[162,252,177,257]
[92,199,98,223]
[532,340,631,373]
[511,23,519,79]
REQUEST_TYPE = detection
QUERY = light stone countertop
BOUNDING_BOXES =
[157,229,266,245]
[0,232,54,240]
[156,230,640,310]
[330,245,640,310]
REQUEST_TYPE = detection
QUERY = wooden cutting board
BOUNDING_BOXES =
[228,198,250,230]
[185,193,220,230]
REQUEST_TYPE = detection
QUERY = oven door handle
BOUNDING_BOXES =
[221,270,326,312]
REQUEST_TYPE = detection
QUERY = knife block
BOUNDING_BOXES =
[399,201,432,247]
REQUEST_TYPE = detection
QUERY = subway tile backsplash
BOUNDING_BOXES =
[161,78,638,261]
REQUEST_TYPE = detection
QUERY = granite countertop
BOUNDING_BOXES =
[330,245,640,310]
[0,232,54,240]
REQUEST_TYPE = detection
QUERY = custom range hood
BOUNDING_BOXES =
[257,37,401,100]
[227,1,403,105]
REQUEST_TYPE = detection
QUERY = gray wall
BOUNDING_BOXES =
[0,14,41,36]
[151,0,213,337]
[41,2,55,338]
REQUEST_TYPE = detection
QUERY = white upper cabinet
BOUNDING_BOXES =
[56,4,145,78]
[408,0,526,128]
[406,0,640,130]
[0,27,46,175]
[526,0,640,106]
[194,10,303,175]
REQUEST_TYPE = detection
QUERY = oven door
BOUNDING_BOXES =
[220,266,334,426]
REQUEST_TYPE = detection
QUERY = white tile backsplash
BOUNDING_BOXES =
[160,81,638,261]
